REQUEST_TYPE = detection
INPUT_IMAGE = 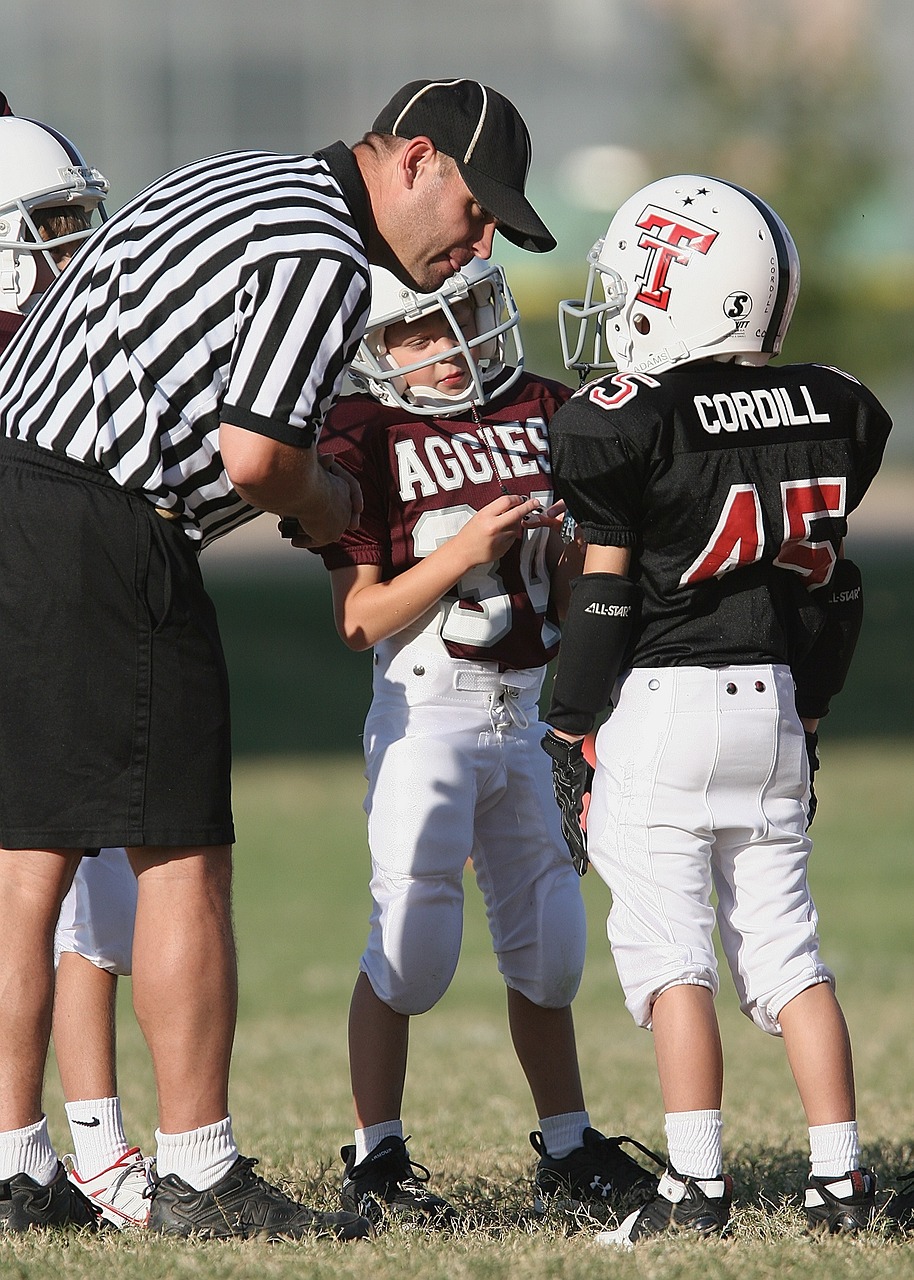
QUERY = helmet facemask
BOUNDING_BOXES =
[0,116,108,315]
[351,261,524,415]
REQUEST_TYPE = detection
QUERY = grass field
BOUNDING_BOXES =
[4,742,914,1277]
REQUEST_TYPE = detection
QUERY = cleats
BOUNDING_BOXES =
[149,1153,371,1240]
[340,1137,455,1228]
[531,1127,659,1217]
[885,1170,914,1232]
[65,1147,153,1229]
[0,1161,103,1233]
[804,1167,878,1234]
[596,1166,732,1247]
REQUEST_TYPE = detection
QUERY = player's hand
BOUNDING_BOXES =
[454,494,541,566]
[804,729,819,827]
[540,729,593,875]
[521,498,566,529]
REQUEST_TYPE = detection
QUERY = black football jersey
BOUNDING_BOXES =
[548,360,892,668]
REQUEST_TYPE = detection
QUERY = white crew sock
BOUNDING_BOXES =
[665,1109,723,1179]
[354,1120,404,1165]
[65,1096,130,1179]
[154,1115,238,1191]
[537,1110,591,1159]
[809,1121,861,1178]
[0,1115,58,1184]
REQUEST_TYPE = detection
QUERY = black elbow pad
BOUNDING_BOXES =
[547,573,641,735]
[793,558,864,719]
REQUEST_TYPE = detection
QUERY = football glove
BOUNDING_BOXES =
[541,729,594,875]
[805,729,819,828]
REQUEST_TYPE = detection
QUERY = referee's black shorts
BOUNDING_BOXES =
[0,439,234,849]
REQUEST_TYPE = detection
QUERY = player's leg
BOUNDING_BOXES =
[475,707,657,1216]
[53,955,118,1101]
[587,669,732,1244]
[53,846,150,1226]
[506,990,584,1119]
[341,677,476,1227]
[711,664,874,1234]
[348,970,409,1129]
[53,955,153,1229]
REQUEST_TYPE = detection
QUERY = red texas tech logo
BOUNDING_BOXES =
[634,205,718,311]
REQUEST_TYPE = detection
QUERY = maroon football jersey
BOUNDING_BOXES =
[0,310,23,358]
[317,371,572,669]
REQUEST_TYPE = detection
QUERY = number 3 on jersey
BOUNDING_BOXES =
[680,477,846,588]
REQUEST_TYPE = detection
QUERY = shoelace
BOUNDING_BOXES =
[109,1154,155,1203]
[597,1134,666,1172]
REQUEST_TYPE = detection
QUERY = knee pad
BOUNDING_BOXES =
[496,862,586,1009]
[360,871,464,1016]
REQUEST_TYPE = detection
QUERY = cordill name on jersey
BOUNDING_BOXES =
[0,143,371,547]
[549,360,891,669]
[317,372,571,669]
[694,383,830,433]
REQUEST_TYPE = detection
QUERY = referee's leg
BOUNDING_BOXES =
[0,848,83,1128]
[128,845,237,1131]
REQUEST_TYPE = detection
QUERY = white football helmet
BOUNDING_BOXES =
[349,258,524,415]
[0,115,109,315]
[559,174,800,377]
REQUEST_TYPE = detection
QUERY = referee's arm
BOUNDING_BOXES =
[220,423,362,546]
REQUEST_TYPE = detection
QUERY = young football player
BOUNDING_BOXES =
[306,259,657,1226]
[0,95,151,1228]
[542,174,892,1243]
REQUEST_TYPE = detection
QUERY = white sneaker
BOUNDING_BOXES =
[64,1147,154,1228]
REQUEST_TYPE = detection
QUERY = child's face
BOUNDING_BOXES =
[383,299,476,397]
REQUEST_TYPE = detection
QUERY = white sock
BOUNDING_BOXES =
[0,1115,58,1184]
[354,1120,403,1165]
[665,1109,723,1179]
[809,1121,860,1178]
[537,1110,591,1159]
[154,1116,238,1191]
[65,1096,130,1179]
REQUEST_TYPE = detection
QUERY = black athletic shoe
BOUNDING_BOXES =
[0,1161,103,1233]
[531,1128,659,1216]
[804,1168,878,1234]
[148,1154,371,1240]
[885,1170,914,1231]
[340,1137,455,1228]
[596,1166,732,1246]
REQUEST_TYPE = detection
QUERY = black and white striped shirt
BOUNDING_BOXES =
[0,142,372,546]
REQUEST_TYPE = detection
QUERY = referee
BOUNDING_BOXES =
[0,78,555,1237]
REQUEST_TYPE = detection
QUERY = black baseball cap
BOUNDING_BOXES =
[372,78,556,253]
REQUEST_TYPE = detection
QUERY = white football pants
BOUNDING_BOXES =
[55,846,137,975]
[360,633,587,1016]
[587,664,834,1035]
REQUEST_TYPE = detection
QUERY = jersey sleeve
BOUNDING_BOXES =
[313,398,390,571]
[221,253,369,448]
[547,393,644,546]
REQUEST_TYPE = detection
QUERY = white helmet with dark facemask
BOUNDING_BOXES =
[559,174,800,378]
[350,258,524,415]
[0,114,108,316]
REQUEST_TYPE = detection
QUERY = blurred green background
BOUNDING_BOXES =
[204,540,914,757]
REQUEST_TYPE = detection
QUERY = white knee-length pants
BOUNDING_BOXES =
[55,846,137,975]
[360,633,587,1016]
[587,664,833,1036]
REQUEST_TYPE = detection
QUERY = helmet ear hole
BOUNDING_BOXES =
[633,313,651,336]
